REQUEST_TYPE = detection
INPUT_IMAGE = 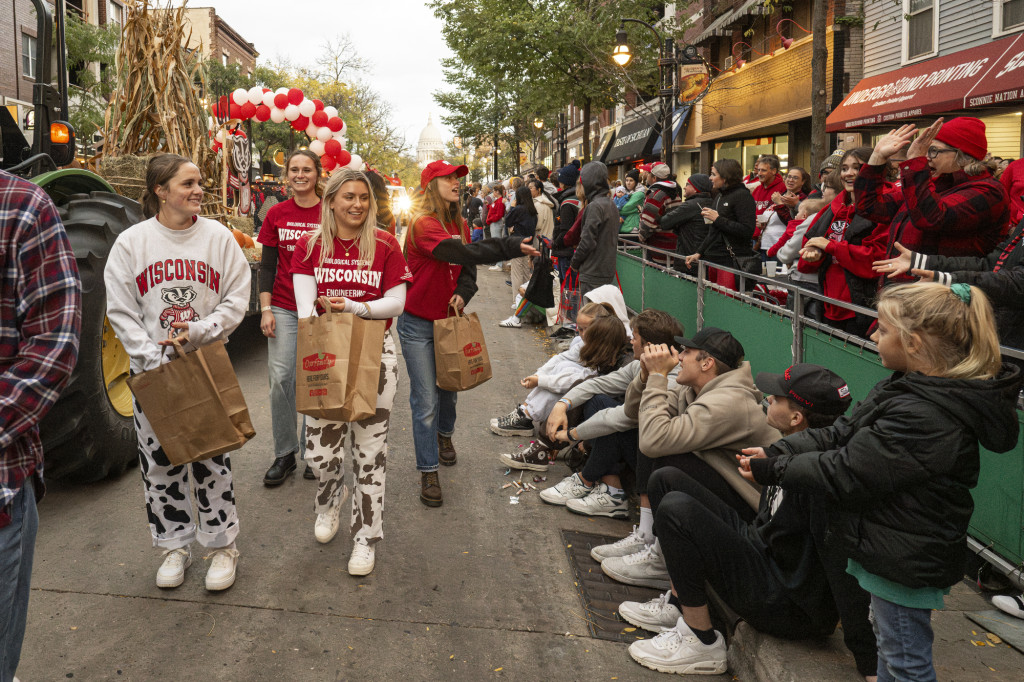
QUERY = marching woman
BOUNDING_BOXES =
[105,154,251,590]
[399,160,540,507]
[292,168,411,576]
[257,149,323,486]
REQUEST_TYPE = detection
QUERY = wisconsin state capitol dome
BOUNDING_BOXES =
[416,114,446,169]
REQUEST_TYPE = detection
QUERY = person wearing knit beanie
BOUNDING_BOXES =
[625,168,641,184]
[557,163,580,188]
[686,174,713,194]
[933,116,987,161]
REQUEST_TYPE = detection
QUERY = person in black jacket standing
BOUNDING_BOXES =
[660,174,713,267]
[552,163,582,283]
[570,162,619,298]
[684,159,757,290]
[742,282,1022,682]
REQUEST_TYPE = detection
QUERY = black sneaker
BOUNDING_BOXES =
[489,406,533,437]
[420,472,443,507]
[303,464,315,480]
[263,453,297,486]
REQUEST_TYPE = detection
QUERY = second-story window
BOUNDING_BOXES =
[221,52,229,67]
[905,0,937,61]
[22,34,37,79]
[109,1,124,27]
[999,0,1024,32]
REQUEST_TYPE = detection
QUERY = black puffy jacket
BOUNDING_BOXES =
[751,365,1022,589]
[694,183,757,266]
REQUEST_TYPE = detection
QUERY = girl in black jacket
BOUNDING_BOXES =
[741,282,1022,682]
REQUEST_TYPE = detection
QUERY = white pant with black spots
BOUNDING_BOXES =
[306,331,397,546]
[135,399,240,550]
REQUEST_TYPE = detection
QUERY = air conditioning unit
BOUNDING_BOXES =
[724,55,734,70]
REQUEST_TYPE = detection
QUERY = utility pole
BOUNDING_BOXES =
[810,0,829,171]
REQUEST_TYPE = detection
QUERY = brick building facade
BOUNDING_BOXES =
[174,7,259,77]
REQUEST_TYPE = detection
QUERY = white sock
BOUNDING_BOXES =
[639,507,655,543]
[606,484,624,497]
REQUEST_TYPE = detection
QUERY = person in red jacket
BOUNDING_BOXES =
[1000,157,1024,226]
[855,117,1009,284]
[485,184,507,270]
[751,154,787,243]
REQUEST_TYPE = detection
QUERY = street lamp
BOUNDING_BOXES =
[533,118,543,130]
[612,29,632,66]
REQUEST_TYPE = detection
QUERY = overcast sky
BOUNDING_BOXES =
[187,1,454,152]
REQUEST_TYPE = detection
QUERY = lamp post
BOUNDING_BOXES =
[532,118,543,164]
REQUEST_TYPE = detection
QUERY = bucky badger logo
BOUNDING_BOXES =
[158,286,200,337]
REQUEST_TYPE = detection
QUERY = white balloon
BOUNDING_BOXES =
[247,86,263,105]
[346,153,362,170]
[308,139,325,157]
[231,88,248,106]
[215,129,227,143]
[298,99,316,118]
[275,87,289,95]
[323,106,339,119]
[305,122,319,137]
[262,90,276,108]
[284,104,300,121]
[332,132,346,144]
[339,121,347,137]
[270,107,286,124]
[316,127,333,142]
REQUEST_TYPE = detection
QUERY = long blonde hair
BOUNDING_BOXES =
[407,177,463,252]
[876,282,1002,380]
[305,169,378,269]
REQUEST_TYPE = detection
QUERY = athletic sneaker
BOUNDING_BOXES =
[490,405,533,436]
[488,264,502,271]
[993,593,1024,619]
[205,547,239,591]
[156,547,191,589]
[619,591,682,632]
[314,503,342,544]
[565,483,629,519]
[348,541,375,576]
[628,617,728,675]
[539,473,594,506]
[601,541,671,589]
[590,525,649,562]
[498,315,522,328]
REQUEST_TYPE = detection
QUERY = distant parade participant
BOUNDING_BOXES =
[258,150,323,486]
[105,154,251,591]
[292,169,411,576]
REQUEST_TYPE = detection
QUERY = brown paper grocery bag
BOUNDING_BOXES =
[433,305,492,391]
[296,298,385,422]
[126,339,254,465]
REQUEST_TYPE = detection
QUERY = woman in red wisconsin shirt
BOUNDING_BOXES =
[292,169,412,577]
[398,160,539,508]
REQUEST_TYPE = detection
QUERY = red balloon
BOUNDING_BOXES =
[294,114,309,130]
[313,99,324,111]
[321,155,338,171]
[288,88,304,105]
[210,102,219,117]
[254,104,271,122]
[239,102,257,119]
[227,103,241,119]
[262,87,271,93]
[273,93,289,109]
[336,150,352,167]
[311,111,328,127]
[290,118,306,131]
[324,139,342,158]
[326,116,343,132]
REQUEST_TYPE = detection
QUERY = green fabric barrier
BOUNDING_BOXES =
[702,291,793,376]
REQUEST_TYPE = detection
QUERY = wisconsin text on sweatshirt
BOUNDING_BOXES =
[135,258,222,296]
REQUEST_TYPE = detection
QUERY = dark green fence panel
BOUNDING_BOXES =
[970,415,1024,566]
[616,255,643,312]
[801,330,889,406]
[702,292,793,376]
[642,268,699,336]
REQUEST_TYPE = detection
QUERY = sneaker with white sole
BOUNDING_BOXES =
[619,590,682,632]
[601,541,670,589]
[628,617,727,675]
[565,483,629,519]
[488,264,503,271]
[992,593,1024,619]
[315,503,342,544]
[348,541,375,576]
[489,405,533,436]
[590,525,650,562]
[539,473,594,506]
[156,547,191,589]
[498,315,522,328]
[205,547,239,591]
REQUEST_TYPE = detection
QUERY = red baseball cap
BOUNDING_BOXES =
[638,163,654,173]
[420,160,468,188]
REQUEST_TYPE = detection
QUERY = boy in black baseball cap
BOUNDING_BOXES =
[755,363,852,434]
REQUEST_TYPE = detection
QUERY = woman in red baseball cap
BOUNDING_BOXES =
[397,160,540,508]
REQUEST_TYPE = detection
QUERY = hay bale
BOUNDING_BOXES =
[228,216,255,237]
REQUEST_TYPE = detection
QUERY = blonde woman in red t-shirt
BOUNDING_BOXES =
[292,169,412,576]
[257,149,323,486]
[398,161,540,508]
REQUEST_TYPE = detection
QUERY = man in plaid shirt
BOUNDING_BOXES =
[0,170,81,679]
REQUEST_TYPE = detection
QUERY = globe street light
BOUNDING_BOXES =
[612,29,632,66]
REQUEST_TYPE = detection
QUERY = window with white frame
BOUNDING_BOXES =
[21,34,37,79]
[904,0,937,61]
[109,1,124,27]
[997,0,1024,34]
[221,52,229,67]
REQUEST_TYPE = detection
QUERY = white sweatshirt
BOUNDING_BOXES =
[104,216,252,372]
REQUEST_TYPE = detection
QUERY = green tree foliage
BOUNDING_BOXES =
[64,14,120,137]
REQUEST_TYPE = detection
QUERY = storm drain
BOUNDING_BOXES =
[561,530,663,643]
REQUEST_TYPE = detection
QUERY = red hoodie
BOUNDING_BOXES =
[485,197,506,226]
[751,175,787,239]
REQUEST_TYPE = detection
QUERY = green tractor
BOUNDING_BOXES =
[2,0,140,481]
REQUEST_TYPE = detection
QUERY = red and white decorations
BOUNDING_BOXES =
[210,87,360,171]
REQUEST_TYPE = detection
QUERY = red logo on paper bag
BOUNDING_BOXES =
[302,353,336,371]
[462,342,482,358]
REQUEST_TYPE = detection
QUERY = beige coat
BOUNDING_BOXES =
[534,194,555,240]
[625,361,782,509]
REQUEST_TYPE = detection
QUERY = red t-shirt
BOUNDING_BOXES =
[404,215,470,321]
[257,198,321,310]
[292,231,412,330]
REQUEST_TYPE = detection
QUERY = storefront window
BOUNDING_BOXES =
[743,138,773,175]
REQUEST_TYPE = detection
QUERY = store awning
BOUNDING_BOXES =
[652,106,693,156]
[695,0,771,43]
[595,128,617,163]
[605,116,660,165]
[826,33,1024,132]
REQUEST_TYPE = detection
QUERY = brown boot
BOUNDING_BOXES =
[498,436,556,472]
[420,471,443,507]
[438,434,457,466]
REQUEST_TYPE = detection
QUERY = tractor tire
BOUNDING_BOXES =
[40,192,141,482]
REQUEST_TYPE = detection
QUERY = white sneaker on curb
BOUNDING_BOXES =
[205,547,239,591]
[156,547,191,588]
[315,503,342,544]
[566,483,629,519]
[348,541,375,576]
[590,525,649,562]
[488,264,502,271]
[992,593,1024,619]
[619,590,682,632]
[628,617,727,675]
[539,473,594,506]
[601,541,670,589]
[498,315,522,328]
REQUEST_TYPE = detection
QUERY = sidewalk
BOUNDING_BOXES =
[16,270,1024,680]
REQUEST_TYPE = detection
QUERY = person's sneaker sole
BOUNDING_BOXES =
[590,539,647,563]
[628,650,728,676]
[489,420,532,437]
[498,452,549,471]
[205,571,236,591]
[565,499,629,519]
[156,558,191,589]
[601,560,671,590]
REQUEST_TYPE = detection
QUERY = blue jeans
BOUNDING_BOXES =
[0,485,38,681]
[267,306,306,460]
[396,312,456,472]
[871,594,936,682]
[489,220,505,267]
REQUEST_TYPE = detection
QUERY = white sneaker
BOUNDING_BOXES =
[992,593,1024,619]
[590,525,649,562]
[565,483,629,519]
[628,617,727,675]
[156,547,191,588]
[498,315,521,328]
[315,503,342,544]
[601,541,670,589]
[619,590,682,632]
[539,473,594,506]
[348,541,375,576]
[488,264,502,271]
[205,547,239,591]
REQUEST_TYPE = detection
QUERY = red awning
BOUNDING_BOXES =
[827,34,1024,132]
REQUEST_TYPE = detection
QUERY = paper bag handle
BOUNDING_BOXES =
[169,338,188,360]
[447,303,463,318]
[317,296,333,319]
